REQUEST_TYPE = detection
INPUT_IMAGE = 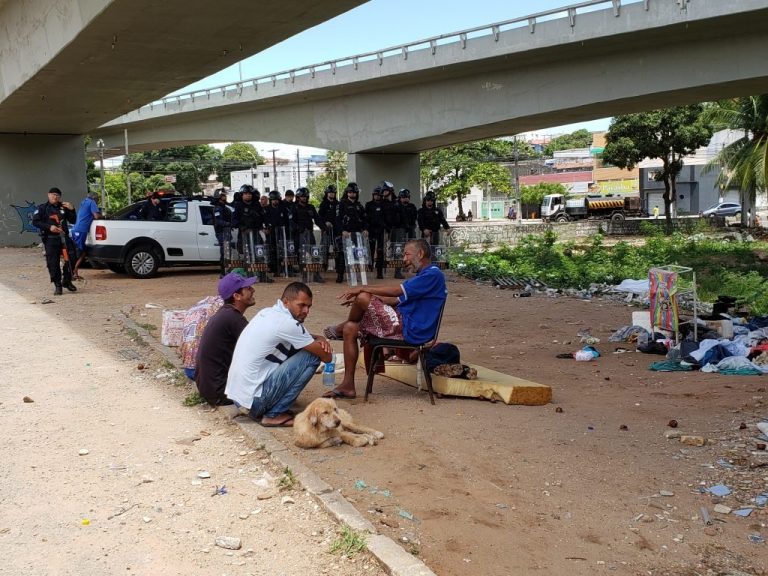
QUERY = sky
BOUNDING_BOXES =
[174,0,614,160]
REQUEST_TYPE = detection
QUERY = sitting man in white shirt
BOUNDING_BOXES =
[226,282,333,427]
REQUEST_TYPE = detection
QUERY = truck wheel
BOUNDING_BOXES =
[125,245,159,279]
[611,213,625,223]
[556,214,569,223]
[106,263,126,274]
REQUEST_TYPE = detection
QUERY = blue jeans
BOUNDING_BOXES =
[249,350,320,420]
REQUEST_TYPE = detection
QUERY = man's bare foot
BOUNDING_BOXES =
[322,388,356,400]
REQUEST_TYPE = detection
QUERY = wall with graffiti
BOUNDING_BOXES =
[0,134,87,247]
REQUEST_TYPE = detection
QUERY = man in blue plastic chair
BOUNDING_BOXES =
[322,238,446,399]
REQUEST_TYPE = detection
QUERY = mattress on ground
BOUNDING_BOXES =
[363,359,552,406]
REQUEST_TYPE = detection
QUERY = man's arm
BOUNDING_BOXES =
[340,284,404,305]
[303,335,333,363]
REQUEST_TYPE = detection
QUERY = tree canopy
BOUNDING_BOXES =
[420,139,514,217]
[544,129,593,156]
[220,143,265,186]
[702,95,768,226]
[122,145,222,195]
[520,182,567,207]
[603,106,711,232]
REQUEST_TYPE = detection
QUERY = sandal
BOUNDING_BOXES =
[323,325,341,340]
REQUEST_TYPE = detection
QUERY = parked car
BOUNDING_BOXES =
[86,196,220,278]
[702,202,741,218]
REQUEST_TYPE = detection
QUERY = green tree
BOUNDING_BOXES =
[421,139,514,218]
[306,173,335,206]
[324,150,348,189]
[544,129,593,156]
[602,105,712,233]
[220,143,265,187]
[122,145,222,195]
[519,182,567,207]
[702,95,768,226]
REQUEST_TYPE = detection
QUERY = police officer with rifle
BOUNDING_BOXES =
[32,187,77,295]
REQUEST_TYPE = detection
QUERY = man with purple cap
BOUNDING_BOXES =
[195,272,257,406]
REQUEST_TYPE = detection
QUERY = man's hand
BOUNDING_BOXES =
[325,222,333,229]
[61,202,74,210]
[50,225,62,234]
[314,335,333,354]
[339,287,362,306]
[423,229,432,238]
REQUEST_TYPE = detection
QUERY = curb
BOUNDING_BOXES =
[120,312,437,576]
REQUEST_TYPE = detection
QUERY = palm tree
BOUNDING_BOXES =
[703,95,768,226]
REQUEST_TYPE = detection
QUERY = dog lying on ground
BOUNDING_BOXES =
[293,398,384,449]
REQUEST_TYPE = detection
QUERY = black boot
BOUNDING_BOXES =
[54,284,63,295]
[336,273,344,283]
[313,272,325,283]
[376,271,384,280]
[64,282,77,292]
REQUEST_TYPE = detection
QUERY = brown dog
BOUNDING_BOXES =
[294,397,384,449]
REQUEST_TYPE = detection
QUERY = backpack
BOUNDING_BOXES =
[426,343,461,372]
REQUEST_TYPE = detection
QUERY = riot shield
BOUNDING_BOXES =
[322,225,335,272]
[343,232,369,287]
[277,226,298,277]
[243,230,270,278]
[301,234,327,284]
[222,226,240,273]
[430,244,448,270]
[387,228,407,278]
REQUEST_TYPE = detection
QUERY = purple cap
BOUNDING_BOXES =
[218,272,257,299]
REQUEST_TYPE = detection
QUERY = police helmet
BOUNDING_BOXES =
[213,188,227,200]
[285,189,295,198]
[424,191,436,202]
[239,184,255,195]
[324,184,337,195]
[268,190,281,201]
[295,187,310,199]
[380,180,395,193]
[398,188,411,199]
[345,182,360,194]
[372,186,382,196]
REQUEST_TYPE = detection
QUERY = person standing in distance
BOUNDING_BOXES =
[70,189,103,280]
[195,272,257,407]
[226,282,333,427]
[417,190,451,245]
[32,187,77,295]
[139,192,167,221]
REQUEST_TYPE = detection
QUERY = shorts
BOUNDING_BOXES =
[358,298,403,344]
[71,230,86,252]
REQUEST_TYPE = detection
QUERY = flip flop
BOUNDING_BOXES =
[261,416,294,428]
[323,325,341,340]
[322,389,356,400]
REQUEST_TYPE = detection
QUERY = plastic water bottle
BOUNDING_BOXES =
[322,360,335,387]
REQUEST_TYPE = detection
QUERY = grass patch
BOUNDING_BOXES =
[136,322,157,332]
[449,230,768,314]
[123,327,147,347]
[278,467,296,490]
[329,525,367,558]
[183,392,207,406]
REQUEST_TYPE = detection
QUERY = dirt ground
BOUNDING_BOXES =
[2,246,767,576]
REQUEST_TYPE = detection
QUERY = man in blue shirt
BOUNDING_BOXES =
[70,190,102,279]
[322,238,446,399]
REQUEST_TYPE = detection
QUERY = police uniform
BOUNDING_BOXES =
[264,200,290,275]
[365,196,387,279]
[334,193,368,282]
[391,196,417,279]
[212,195,233,277]
[32,193,77,293]
[418,202,450,246]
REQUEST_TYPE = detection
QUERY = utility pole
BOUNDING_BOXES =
[124,129,131,205]
[96,139,106,212]
[268,149,279,192]
[296,148,301,188]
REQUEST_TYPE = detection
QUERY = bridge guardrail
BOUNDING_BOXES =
[132,0,687,115]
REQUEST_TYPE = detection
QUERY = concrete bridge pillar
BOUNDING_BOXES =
[348,153,420,202]
[0,134,87,246]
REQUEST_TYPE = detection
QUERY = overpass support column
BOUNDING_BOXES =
[348,153,420,202]
[0,134,87,247]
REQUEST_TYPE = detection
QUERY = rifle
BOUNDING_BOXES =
[50,213,75,282]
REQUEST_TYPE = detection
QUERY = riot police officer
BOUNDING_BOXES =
[233,184,265,271]
[417,190,451,245]
[32,187,77,295]
[318,184,339,271]
[334,182,368,283]
[365,185,387,279]
[211,188,232,277]
[391,188,418,279]
[264,190,289,277]
[293,187,325,282]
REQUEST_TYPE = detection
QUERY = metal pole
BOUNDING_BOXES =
[124,129,132,205]
[269,149,278,192]
[96,139,106,211]
[514,134,521,223]
[296,148,301,188]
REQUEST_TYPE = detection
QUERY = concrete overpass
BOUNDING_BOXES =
[92,0,768,195]
[0,0,366,245]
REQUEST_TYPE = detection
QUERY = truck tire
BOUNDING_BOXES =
[556,214,569,223]
[125,245,160,279]
[610,213,625,223]
[106,263,126,274]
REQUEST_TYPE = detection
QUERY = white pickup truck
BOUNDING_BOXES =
[86,196,221,278]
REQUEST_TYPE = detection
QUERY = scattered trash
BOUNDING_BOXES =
[40,298,54,305]
[680,435,706,447]
[619,424,629,431]
[81,518,90,526]
[355,479,367,491]
[664,430,681,440]
[755,494,768,507]
[748,534,765,545]
[739,422,747,430]
[659,490,674,497]
[713,504,732,514]
[211,485,227,497]
[707,484,732,497]
[733,508,753,517]
[668,419,678,428]
[398,509,414,521]
[281,496,295,505]
[144,303,164,309]
[22,396,34,403]
[716,458,735,469]
[495,503,509,509]
[197,470,211,479]
[700,507,711,525]
[78,449,89,456]
[555,407,564,413]
[574,346,600,362]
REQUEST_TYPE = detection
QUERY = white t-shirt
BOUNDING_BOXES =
[225,299,315,408]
